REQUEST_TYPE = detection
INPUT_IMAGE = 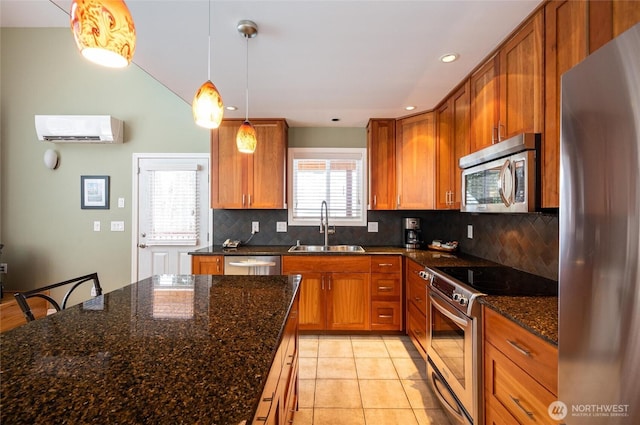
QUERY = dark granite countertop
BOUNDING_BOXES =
[0,274,300,425]
[480,295,558,346]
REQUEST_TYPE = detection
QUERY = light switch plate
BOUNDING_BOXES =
[118,197,125,208]
[111,221,125,232]
[368,222,379,232]
[93,221,101,232]
[276,221,287,232]
[467,224,473,239]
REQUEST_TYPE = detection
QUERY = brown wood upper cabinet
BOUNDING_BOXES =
[211,119,287,209]
[436,81,470,209]
[470,11,544,153]
[367,119,396,210]
[395,112,436,210]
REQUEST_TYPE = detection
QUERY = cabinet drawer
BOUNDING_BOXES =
[406,303,427,359]
[485,343,557,425]
[407,271,428,317]
[371,273,401,298]
[370,255,402,273]
[371,301,401,330]
[484,307,557,394]
[282,255,370,273]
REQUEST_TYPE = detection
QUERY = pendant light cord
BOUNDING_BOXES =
[207,0,211,80]
[245,35,250,121]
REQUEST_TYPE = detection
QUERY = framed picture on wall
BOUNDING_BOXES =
[81,175,110,209]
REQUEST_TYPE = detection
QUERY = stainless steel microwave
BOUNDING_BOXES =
[459,133,541,213]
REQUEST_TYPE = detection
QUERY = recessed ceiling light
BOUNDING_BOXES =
[331,118,340,122]
[405,106,416,111]
[440,53,459,63]
[225,106,238,111]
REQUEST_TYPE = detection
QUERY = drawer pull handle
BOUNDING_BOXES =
[414,297,422,303]
[509,395,535,418]
[507,339,532,357]
[378,286,393,291]
[378,314,393,318]
[377,263,393,267]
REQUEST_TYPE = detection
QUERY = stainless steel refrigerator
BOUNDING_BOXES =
[559,22,640,424]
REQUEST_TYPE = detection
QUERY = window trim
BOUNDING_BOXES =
[287,147,367,227]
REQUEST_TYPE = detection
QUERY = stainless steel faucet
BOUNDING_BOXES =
[320,200,335,247]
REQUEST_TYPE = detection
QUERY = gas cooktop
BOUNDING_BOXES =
[433,265,558,297]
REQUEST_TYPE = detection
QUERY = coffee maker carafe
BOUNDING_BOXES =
[403,218,422,249]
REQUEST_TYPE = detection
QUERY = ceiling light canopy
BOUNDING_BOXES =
[193,0,224,129]
[70,0,136,68]
[236,20,258,154]
[440,53,459,63]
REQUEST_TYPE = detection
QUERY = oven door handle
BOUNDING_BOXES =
[430,365,470,424]
[430,291,470,328]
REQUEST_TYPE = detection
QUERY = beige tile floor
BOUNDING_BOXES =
[292,334,452,425]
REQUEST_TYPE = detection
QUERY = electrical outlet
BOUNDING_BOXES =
[252,221,260,233]
[367,222,379,232]
[111,221,125,232]
[467,224,473,239]
[0,263,7,274]
[91,286,97,297]
[276,221,287,232]
[93,221,101,232]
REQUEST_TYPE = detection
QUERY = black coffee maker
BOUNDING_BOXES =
[403,218,422,249]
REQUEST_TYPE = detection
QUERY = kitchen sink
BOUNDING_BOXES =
[288,244,365,253]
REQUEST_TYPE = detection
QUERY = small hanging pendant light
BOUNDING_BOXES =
[193,0,224,129]
[236,20,258,154]
[70,0,136,68]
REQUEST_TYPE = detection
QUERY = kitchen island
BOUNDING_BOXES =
[0,274,300,425]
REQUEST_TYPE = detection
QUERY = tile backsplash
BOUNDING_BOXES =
[212,209,559,280]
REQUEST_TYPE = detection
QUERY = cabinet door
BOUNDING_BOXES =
[590,1,640,52]
[498,11,544,140]
[211,121,247,208]
[470,55,499,152]
[367,119,396,210]
[326,273,370,331]
[395,112,435,210]
[435,99,452,210]
[297,272,325,331]
[451,81,470,209]
[191,255,223,275]
[248,120,287,209]
[544,0,588,208]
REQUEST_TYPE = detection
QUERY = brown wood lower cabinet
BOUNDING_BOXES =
[253,291,299,425]
[370,255,403,331]
[282,256,370,331]
[483,307,558,425]
[191,255,223,275]
[405,259,428,359]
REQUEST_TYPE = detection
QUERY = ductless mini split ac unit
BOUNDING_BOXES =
[35,115,124,143]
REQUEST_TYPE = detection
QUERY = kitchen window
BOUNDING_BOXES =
[288,148,367,227]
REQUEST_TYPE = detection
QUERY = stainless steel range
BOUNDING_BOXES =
[418,265,557,425]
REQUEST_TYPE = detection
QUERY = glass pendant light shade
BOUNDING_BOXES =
[192,80,224,129]
[236,121,257,153]
[70,0,136,68]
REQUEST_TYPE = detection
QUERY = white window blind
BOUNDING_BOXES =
[147,167,199,245]
[288,148,366,226]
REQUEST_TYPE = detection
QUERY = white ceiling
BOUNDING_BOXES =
[1,0,542,127]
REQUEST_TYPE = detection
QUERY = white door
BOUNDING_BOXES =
[134,155,210,281]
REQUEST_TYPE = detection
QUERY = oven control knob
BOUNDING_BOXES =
[459,296,468,306]
[452,293,461,302]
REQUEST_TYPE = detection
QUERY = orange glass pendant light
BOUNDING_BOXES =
[236,20,258,153]
[236,120,258,153]
[70,0,136,68]
[193,0,224,129]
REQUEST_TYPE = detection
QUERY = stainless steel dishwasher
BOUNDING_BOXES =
[223,256,281,275]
